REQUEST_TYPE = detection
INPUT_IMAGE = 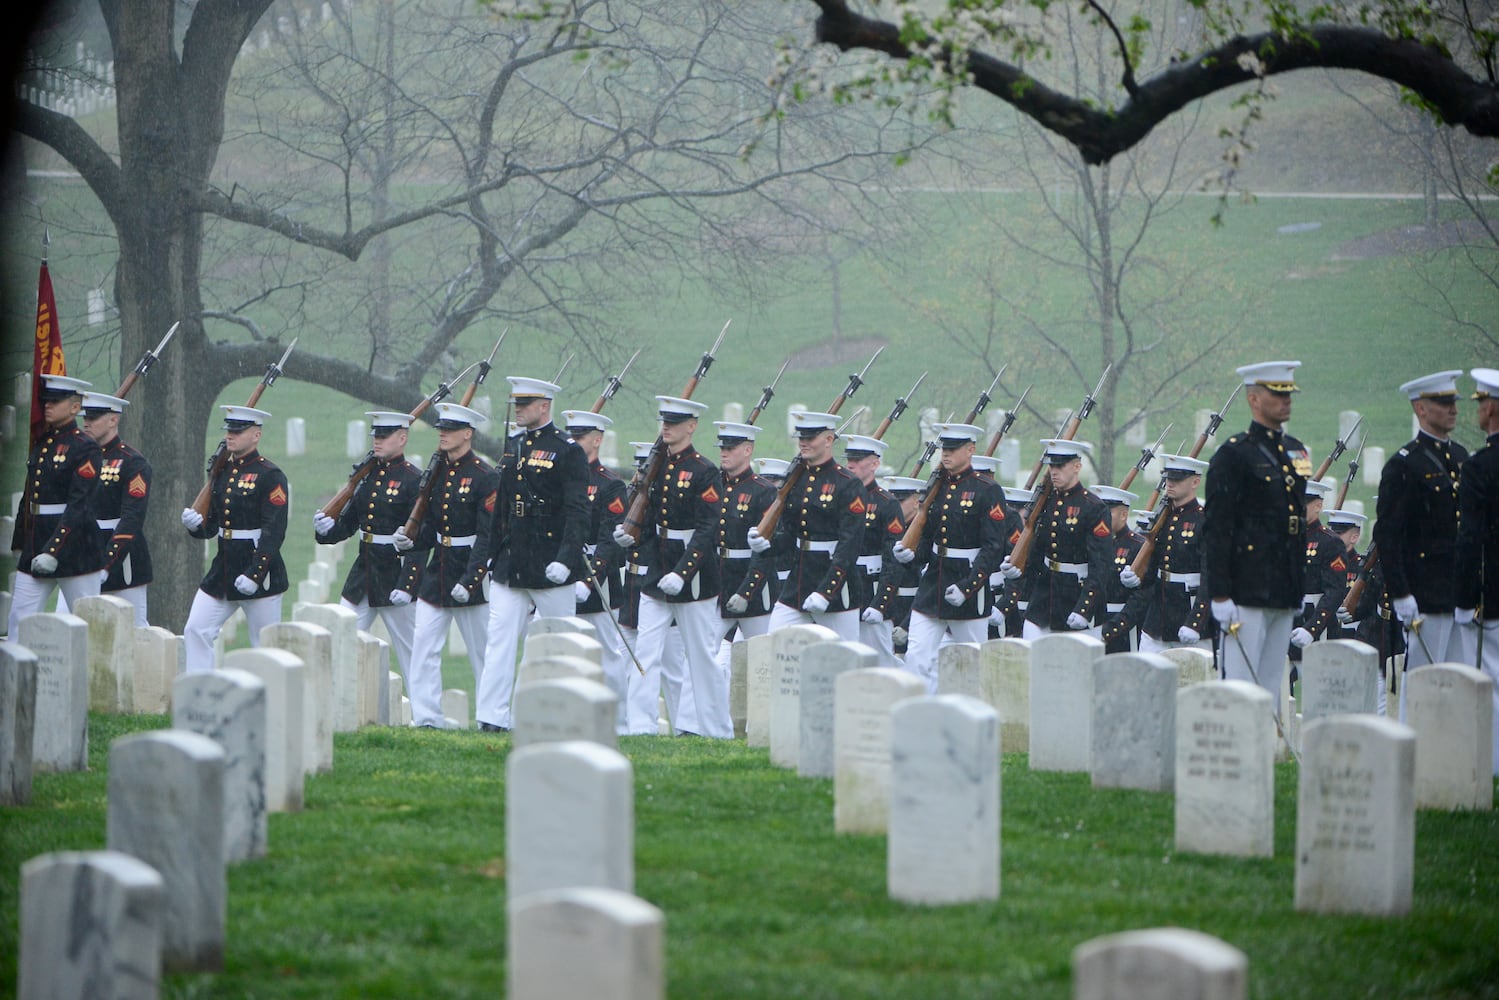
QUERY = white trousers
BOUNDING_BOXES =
[478,583,574,728]
[408,601,488,727]
[1220,606,1291,705]
[581,609,633,733]
[9,571,100,639]
[860,618,895,663]
[57,583,146,627]
[1139,633,1210,656]
[767,602,860,641]
[629,595,730,738]
[906,611,987,694]
[184,590,281,673]
[1399,614,1470,721]
[1470,621,1499,774]
[341,597,416,674]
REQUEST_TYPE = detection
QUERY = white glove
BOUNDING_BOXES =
[802,592,829,614]
[892,625,908,646]
[392,528,414,552]
[658,572,685,596]
[999,557,1022,581]
[181,507,204,530]
[29,553,57,576]
[989,605,1007,636]
[1211,599,1239,627]
[450,583,470,603]
[313,511,336,536]
[1289,627,1313,648]
[1336,605,1354,625]
[234,574,259,596]
[861,607,884,624]
[724,593,749,614]
[944,584,966,607]
[97,568,109,584]
[575,581,591,602]
[1178,625,1201,643]
[1066,611,1090,631]
[613,524,637,548]
[747,526,771,554]
[389,589,412,606]
[1392,594,1419,624]
[1455,607,1476,625]
[545,561,570,584]
[1119,566,1140,589]
[891,540,915,564]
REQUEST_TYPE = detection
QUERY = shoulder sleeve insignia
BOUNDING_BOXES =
[484,490,497,513]
[77,460,96,479]
[268,485,288,507]
[1009,529,1021,546]
[1092,520,1111,538]
[886,517,904,535]
[988,503,1006,522]
[127,473,148,498]
[607,496,625,515]
[1330,556,1346,573]
[849,496,866,514]
[701,485,720,504]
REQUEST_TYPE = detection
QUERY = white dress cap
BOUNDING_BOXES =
[1398,370,1463,400]
[656,395,708,422]
[1304,477,1334,499]
[791,411,840,435]
[1092,484,1138,506]
[843,434,888,456]
[1005,487,1035,505]
[1040,438,1094,463]
[563,410,613,433]
[1471,368,1499,399]
[1235,360,1301,391]
[221,404,271,426]
[1161,453,1209,477]
[881,476,926,494]
[433,401,487,430]
[1326,509,1368,529]
[755,457,792,477]
[365,410,413,431]
[713,421,760,442]
[933,422,983,445]
[969,454,998,474]
[507,376,561,400]
[81,391,129,413]
[39,374,92,397]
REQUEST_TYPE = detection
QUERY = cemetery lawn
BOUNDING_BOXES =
[3,714,1498,999]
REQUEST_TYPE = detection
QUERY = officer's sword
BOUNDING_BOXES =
[1225,621,1300,762]
[1406,615,1435,663]
[577,554,646,677]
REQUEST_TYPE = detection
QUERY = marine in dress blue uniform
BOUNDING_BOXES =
[1453,368,1499,773]
[1289,478,1350,666]
[80,391,152,627]
[8,375,102,637]
[1202,361,1311,703]
[1093,484,1144,654]
[1119,454,1212,655]
[874,475,927,654]
[313,410,422,675]
[391,401,497,727]
[1374,370,1471,717]
[844,434,905,660]
[181,405,290,672]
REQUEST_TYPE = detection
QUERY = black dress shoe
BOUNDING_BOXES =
[479,722,510,733]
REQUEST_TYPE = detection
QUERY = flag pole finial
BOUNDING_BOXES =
[42,228,49,264]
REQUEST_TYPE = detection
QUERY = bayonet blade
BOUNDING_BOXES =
[766,357,791,393]
[151,321,179,358]
[710,319,732,357]
[274,337,297,371]
[554,353,574,385]
[835,405,869,436]
[486,328,508,365]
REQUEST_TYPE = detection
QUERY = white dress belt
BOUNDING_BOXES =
[97,518,122,530]
[897,586,918,597]
[628,564,649,576]
[439,533,477,547]
[1302,592,1324,605]
[220,527,262,542]
[856,554,882,572]
[1046,559,1088,578]
[664,528,694,541]
[776,570,790,581]
[937,546,980,560]
[1162,571,1201,586]
[1106,602,1126,614]
[721,547,752,560]
[33,503,66,516]
[798,539,836,553]
[360,531,398,545]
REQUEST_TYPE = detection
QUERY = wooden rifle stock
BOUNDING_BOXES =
[1341,542,1378,619]
[1007,477,1053,573]
[320,393,448,521]
[401,450,445,538]
[1127,498,1171,579]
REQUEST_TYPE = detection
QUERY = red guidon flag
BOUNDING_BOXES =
[31,260,65,445]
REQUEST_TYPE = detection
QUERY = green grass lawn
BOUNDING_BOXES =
[3,714,1497,999]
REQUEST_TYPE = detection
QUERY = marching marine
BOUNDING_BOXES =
[81,391,153,627]
[844,433,905,660]
[716,421,778,642]
[1454,367,1499,773]
[1093,484,1143,653]
[1119,454,1211,654]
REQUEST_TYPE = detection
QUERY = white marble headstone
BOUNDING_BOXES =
[262,620,334,773]
[507,740,633,902]
[729,639,748,739]
[1295,715,1416,916]
[527,615,599,641]
[355,631,389,726]
[799,640,880,778]
[173,668,268,862]
[387,670,405,726]
[1030,632,1104,771]
[888,694,1001,905]
[834,666,926,834]
[19,850,164,1000]
[1091,652,1177,791]
[0,642,37,805]
[517,654,605,691]
[107,729,226,971]
[224,647,306,813]
[1300,639,1379,722]
[74,594,135,713]
[1073,926,1247,1000]
[937,642,982,699]
[293,603,360,732]
[19,612,89,772]
[981,637,1030,753]
[508,887,663,1000]
[1158,645,1216,687]
[745,632,775,747]
[525,631,604,669]
[770,624,838,768]
[132,624,182,714]
[1405,663,1494,811]
[1175,681,1275,857]
[513,677,618,749]
[441,687,471,730]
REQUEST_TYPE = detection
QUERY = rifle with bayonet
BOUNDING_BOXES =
[190,339,296,518]
[900,370,1015,552]
[1333,437,1365,511]
[590,349,641,414]
[401,335,506,539]
[755,346,884,540]
[910,366,1005,478]
[553,354,574,388]
[871,371,926,441]
[1313,416,1363,483]
[620,320,732,543]
[1008,367,1113,573]
[1118,423,1172,492]
[747,358,791,426]
[1129,382,1239,579]
[983,384,1030,458]
[115,322,178,399]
